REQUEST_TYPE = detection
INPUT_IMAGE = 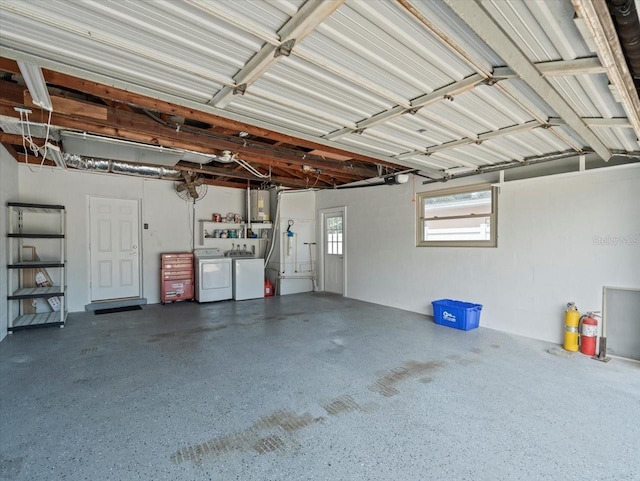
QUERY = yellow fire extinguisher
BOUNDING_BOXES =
[564,302,580,351]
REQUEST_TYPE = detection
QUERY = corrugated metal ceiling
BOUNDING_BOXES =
[0,0,637,182]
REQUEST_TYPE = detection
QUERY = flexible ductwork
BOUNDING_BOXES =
[63,153,182,179]
[63,154,109,172]
[608,0,640,82]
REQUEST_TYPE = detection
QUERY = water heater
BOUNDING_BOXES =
[250,190,270,222]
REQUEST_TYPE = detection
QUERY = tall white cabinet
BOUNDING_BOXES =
[6,202,67,331]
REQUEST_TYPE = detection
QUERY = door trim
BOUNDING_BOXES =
[318,206,347,296]
[87,195,143,303]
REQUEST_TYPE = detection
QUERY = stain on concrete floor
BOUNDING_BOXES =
[455,358,475,366]
[171,354,481,466]
[263,312,305,321]
[171,410,324,465]
[252,434,285,454]
[0,455,23,479]
[146,325,227,343]
[325,338,345,354]
[321,395,378,416]
[368,360,446,397]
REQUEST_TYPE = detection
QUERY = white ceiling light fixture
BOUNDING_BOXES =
[61,131,184,167]
[0,114,60,139]
[17,60,53,112]
[395,173,410,184]
[13,62,55,172]
[41,142,66,169]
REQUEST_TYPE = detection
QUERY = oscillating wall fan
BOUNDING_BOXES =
[175,172,207,201]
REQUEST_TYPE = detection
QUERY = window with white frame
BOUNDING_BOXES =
[416,184,497,247]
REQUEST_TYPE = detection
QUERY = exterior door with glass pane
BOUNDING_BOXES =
[323,209,344,294]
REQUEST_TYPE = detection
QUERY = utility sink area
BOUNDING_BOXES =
[224,249,255,258]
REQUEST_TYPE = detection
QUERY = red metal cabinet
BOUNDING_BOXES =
[160,252,194,303]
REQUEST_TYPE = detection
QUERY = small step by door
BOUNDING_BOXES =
[89,197,141,301]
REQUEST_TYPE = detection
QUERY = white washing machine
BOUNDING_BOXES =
[193,248,232,302]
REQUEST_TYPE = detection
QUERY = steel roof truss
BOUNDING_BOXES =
[210,0,344,108]
[322,75,482,140]
[425,120,541,154]
[395,0,596,159]
[444,0,611,161]
[493,57,606,78]
[548,117,632,128]
[393,120,541,160]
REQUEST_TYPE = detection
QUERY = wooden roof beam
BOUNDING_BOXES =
[0,81,379,179]
[0,57,388,166]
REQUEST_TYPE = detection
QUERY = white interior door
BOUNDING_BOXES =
[322,208,345,295]
[89,197,141,301]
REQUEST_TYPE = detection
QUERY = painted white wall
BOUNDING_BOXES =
[266,190,317,295]
[316,166,640,344]
[5,157,639,345]
[1,150,20,341]
[17,164,246,312]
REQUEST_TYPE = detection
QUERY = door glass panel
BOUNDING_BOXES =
[326,215,342,256]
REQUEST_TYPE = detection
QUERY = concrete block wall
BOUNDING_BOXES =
[14,162,245,313]
[316,165,640,344]
[3,147,639,346]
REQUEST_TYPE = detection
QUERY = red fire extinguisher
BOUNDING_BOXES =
[579,312,599,356]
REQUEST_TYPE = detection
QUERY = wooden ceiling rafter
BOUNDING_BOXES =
[0,57,408,188]
[0,132,296,188]
[234,150,371,179]
[6,148,56,168]
[0,132,359,189]
[100,98,134,112]
[177,162,314,189]
[270,163,335,187]
[0,79,380,182]
[0,58,396,168]
[2,141,315,189]
[0,132,51,146]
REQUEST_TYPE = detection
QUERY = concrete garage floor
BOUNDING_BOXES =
[1,293,639,481]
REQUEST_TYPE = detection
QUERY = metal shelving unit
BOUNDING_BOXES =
[6,202,67,332]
